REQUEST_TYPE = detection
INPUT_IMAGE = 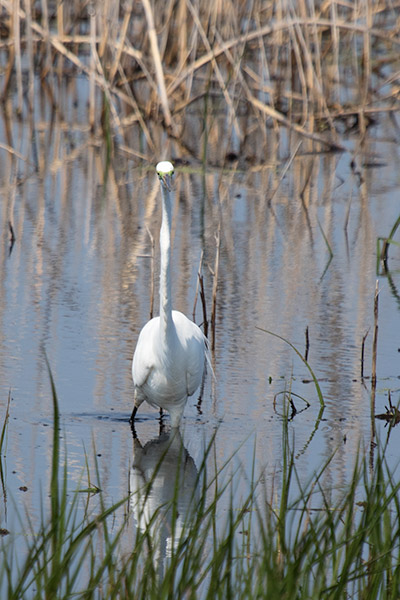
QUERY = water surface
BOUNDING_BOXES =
[0,94,399,542]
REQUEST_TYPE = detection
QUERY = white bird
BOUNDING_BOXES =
[131,161,209,428]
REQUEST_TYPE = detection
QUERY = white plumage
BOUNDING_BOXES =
[131,161,208,428]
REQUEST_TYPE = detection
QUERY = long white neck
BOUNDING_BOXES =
[159,184,173,337]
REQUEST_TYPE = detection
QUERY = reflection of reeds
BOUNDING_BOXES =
[1,1,399,161]
[371,280,379,388]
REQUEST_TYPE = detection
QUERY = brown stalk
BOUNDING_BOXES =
[1,2,148,141]
[108,1,133,85]
[199,272,208,339]
[201,18,343,152]
[0,142,29,163]
[361,329,369,380]
[89,3,96,132]
[140,0,174,131]
[24,0,34,113]
[287,6,338,139]
[193,251,208,338]
[39,0,52,78]
[177,0,188,70]
[184,0,242,141]
[168,16,399,99]
[12,0,23,114]
[56,0,65,79]
[287,12,309,127]
[249,94,344,151]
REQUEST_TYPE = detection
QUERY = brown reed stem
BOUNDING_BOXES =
[89,3,96,132]
[24,0,34,113]
[199,273,208,339]
[109,1,132,85]
[141,0,173,130]
[361,329,369,380]
[13,0,23,114]
[193,251,208,337]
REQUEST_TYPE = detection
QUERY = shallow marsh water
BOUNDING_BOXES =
[0,89,400,564]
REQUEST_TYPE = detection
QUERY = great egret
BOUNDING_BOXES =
[130,161,209,428]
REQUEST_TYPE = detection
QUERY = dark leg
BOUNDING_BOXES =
[130,405,138,425]
[158,408,165,435]
[130,420,138,438]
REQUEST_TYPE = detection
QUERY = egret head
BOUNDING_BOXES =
[156,161,174,191]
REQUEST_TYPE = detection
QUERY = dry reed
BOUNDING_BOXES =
[0,0,399,164]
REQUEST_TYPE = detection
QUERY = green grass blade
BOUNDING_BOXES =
[256,327,325,406]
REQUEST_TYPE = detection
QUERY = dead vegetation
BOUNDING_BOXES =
[0,0,399,165]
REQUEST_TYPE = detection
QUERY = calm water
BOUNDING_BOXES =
[0,91,399,545]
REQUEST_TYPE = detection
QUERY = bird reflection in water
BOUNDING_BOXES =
[130,428,199,573]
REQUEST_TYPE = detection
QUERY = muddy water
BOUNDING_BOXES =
[0,96,399,542]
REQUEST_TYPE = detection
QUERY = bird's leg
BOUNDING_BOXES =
[130,420,138,439]
[129,405,138,425]
[130,393,145,428]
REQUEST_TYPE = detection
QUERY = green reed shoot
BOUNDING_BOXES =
[1,369,400,598]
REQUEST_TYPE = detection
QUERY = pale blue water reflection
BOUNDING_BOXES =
[0,110,399,543]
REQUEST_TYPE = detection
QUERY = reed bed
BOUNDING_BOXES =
[1,0,399,166]
[1,374,400,598]
[0,3,400,597]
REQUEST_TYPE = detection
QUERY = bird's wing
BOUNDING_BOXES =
[132,317,159,388]
[172,312,206,397]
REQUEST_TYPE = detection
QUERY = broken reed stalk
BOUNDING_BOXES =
[0,391,10,513]
[0,390,11,457]
[199,274,208,339]
[304,326,309,362]
[193,251,208,338]
[8,221,15,256]
[192,251,202,320]
[371,280,379,389]
[379,214,400,267]
[211,227,220,352]
[361,329,369,379]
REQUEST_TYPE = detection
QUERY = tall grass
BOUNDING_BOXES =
[1,372,400,598]
[0,0,399,163]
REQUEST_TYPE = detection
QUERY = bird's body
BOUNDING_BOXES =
[131,161,208,428]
